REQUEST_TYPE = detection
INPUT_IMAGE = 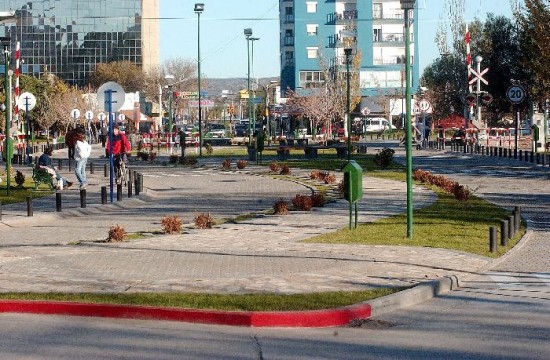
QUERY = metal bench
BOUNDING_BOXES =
[304,145,348,159]
[32,167,55,190]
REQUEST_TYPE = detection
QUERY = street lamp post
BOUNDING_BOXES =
[400,0,415,239]
[195,3,204,156]
[165,74,175,154]
[244,28,253,145]
[265,80,278,145]
[344,48,352,161]
[250,37,259,136]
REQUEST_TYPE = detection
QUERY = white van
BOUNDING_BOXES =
[364,118,396,133]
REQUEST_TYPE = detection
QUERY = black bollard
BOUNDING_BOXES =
[135,174,140,196]
[68,159,72,172]
[26,196,33,217]
[80,189,86,208]
[514,207,521,234]
[489,226,497,253]
[500,219,508,246]
[0,201,2,221]
[104,164,108,177]
[128,170,133,198]
[90,162,94,174]
[58,159,62,170]
[56,192,62,212]
[101,186,107,204]
[508,215,515,238]
[117,184,123,201]
[139,173,144,192]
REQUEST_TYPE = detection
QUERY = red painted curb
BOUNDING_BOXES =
[0,300,371,328]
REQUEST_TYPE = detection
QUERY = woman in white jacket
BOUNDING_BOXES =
[74,132,92,189]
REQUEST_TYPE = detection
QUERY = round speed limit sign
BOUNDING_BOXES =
[506,85,526,104]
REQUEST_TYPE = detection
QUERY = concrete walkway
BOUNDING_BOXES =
[0,144,493,297]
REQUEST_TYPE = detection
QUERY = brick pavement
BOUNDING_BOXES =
[2,144,546,297]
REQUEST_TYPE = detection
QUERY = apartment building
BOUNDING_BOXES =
[0,0,159,86]
[279,0,419,115]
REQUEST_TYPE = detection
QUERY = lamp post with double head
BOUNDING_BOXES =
[244,28,253,144]
[400,0,415,239]
[1,10,16,195]
[344,48,352,161]
[250,37,259,135]
[194,3,204,156]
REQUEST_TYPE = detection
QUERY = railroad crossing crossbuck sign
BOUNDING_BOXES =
[506,85,526,105]
[469,67,489,85]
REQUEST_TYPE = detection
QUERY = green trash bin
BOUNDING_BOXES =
[343,160,363,203]
[342,160,363,229]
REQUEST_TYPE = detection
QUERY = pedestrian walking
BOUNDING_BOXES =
[74,131,92,189]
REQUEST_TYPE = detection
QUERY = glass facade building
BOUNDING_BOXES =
[0,0,159,85]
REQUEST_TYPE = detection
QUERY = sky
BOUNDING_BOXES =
[160,0,517,79]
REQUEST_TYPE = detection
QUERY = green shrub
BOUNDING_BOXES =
[374,148,395,169]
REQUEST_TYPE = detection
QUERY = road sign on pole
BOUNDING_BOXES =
[469,67,489,85]
[506,85,526,104]
[360,107,370,116]
[418,99,431,113]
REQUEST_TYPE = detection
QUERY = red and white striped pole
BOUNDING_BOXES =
[465,24,473,126]
[14,41,20,131]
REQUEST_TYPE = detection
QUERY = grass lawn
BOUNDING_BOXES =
[304,188,524,258]
[0,178,54,204]
[0,288,404,311]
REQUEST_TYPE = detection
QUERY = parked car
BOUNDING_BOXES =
[364,118,396,133]
[234,124,248,137]
[205,123,226,138]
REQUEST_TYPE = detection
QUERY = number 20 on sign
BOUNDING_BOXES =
[506,85,526,104]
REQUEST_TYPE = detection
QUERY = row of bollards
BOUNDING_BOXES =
[17,168,144,216]
[489,206,521,252]
[444,142,550,167]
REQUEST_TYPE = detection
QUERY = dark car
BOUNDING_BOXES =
[234,124,248,137]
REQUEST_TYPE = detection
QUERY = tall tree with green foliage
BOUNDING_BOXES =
[516,0,550,104]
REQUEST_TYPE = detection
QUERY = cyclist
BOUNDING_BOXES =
[106,125,131,182]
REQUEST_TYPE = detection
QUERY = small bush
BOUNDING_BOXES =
[310,171,321,180]
[280,163,291,175]
[273,198,289,215]
[169,155,179,164]
[413,169,471,201]
[311,193,325,207]
[107,225,126,242]
[269,162,281,173]
[292,194,313,211]
[374,147,395,169]
[179,157,198,166]
[222,158,232,170]
[324,173,336,184]
[338,180,345,198]
[194,213,214,229]
[452,184,471,202]
[161,216,183,234]
[236,159,248,169]
[137,151,149,161]
[15,170,25,187]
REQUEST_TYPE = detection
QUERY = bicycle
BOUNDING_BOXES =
[114,154,127,185]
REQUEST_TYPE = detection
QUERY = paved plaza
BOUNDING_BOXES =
[0,144,548,305]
